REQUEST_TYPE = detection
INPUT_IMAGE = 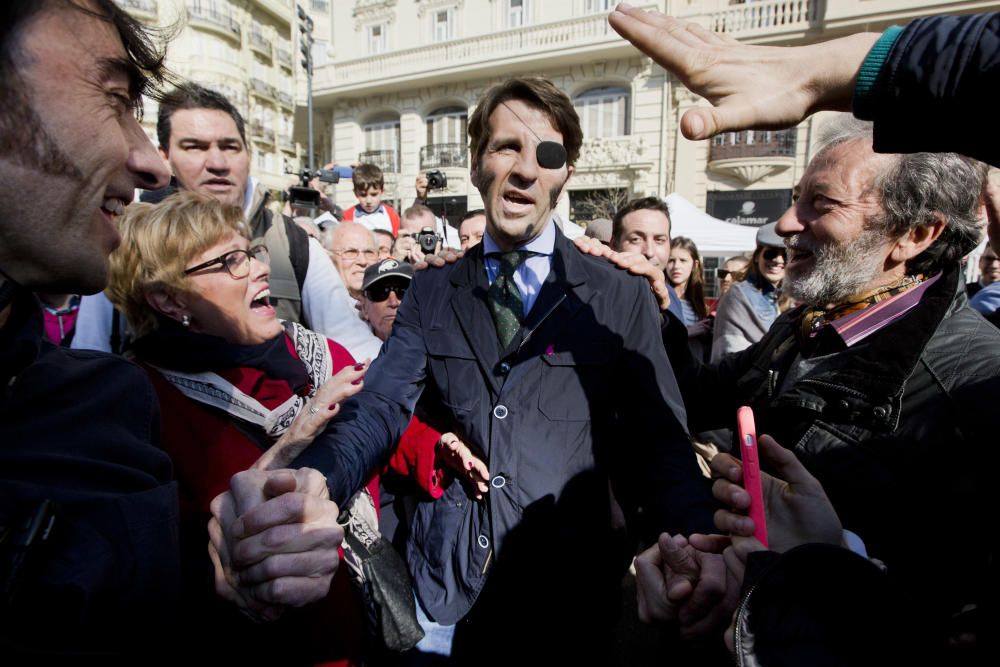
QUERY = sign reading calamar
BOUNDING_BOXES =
[706,189,792,227]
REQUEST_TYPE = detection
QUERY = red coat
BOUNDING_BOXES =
[144,334,443,665]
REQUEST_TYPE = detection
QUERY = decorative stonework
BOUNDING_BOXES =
[576,137,647,169]
[353,0,397,29]
[415,0,464,18]
[707,157,794,186]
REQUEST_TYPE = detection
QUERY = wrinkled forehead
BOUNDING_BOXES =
[800,138,892,195]
[487,99,563,143]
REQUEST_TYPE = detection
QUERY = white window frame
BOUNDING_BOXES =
[507,0,527,28]
[433,8,453,42]
[368,23,387,55]
[574,86,630,138]
[426,107,468,146]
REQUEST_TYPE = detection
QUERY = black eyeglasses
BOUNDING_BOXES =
[762,247,787,261]
[717,268,733,279]
[365,284,407,303]
[184,245,270,279]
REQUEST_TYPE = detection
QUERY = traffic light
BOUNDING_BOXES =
[297,5,314,75]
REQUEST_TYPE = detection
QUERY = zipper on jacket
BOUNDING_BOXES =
[767,369,778,398]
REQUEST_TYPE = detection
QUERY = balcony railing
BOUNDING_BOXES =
[187,4,241,40]
[276,47,292,68]
[359,149,400,173]
[277,91,294,108]
[251,122,275,144]
[250,77,277,100]
[314,5,657,92]
[709,129,796,161]
[708,0,817,36]
[279,135,296,153]
[250,32,273,57]
[420,143,467,169]
[116,0,157,17]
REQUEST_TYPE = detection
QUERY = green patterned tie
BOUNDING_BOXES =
[488,251,526,348]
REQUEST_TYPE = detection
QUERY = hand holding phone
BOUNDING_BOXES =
[736,406,768,548]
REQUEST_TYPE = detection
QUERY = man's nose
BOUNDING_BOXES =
[642,239,655,258]
[206,146,229,172]
[775,204,803,238]
[125,116,169,190]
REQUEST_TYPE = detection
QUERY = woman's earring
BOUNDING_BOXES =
[182,314,191,328]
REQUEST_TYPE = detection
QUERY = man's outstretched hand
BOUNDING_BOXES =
[607,4,879,140]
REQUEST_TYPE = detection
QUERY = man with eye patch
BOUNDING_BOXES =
[254,76,716,663]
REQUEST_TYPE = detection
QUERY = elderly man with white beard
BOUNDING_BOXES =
[643,115,1000,659]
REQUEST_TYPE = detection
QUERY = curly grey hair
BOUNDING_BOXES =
[814,114,987,275]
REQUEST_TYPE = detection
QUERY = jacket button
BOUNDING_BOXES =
[491,475,506,489]
[873,405,889,419]
[493,404,508,419]
[477,535,490,549]
[837,399,850,412]
[499,362,511,374]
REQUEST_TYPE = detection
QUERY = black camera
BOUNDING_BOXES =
[426,170,447,190]
[417,227,442,254]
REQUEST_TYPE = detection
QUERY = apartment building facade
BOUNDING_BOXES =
[304,0,1000,232]
[117,0,300,194]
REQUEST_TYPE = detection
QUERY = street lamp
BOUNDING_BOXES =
[297,5,315,173]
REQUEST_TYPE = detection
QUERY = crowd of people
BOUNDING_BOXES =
[2,2,999,665]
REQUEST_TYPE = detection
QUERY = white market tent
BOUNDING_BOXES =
[664,192,759,255]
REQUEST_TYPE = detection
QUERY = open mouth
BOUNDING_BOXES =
[100,197,126,218]
[502,190,535,215]
[250,287,272,312]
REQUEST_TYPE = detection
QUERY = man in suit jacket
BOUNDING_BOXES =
[231,77,716,661]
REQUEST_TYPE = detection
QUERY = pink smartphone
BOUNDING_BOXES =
[736,406,768,548]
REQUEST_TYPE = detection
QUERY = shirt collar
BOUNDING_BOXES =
[829,273,940,347]
[483,217,556,257]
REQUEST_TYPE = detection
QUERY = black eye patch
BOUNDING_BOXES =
[536,141,567,169]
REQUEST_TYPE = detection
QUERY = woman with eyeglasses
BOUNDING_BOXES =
[711,223,788,363]
[105,191,435,664]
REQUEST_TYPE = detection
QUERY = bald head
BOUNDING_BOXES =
[327,222,378,298]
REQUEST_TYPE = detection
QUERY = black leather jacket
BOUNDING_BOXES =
[667,265,1000,644]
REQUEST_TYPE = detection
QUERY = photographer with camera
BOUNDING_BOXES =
[393,205,444,264]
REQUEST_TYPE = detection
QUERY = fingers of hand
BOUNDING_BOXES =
[230,469,273,517]
[679,551,726,626]
[235,550,340,587]
[233,514,344,569]
[757,434,811,485]
[709,452,742,482]
[688,533,731,555]
[235,490,340,541]
[714,508,755,537]
[243,574,336,609]
[712,477,750,510]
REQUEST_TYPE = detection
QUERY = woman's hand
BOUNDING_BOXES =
[253,360,369,470]
[436,432,490,500]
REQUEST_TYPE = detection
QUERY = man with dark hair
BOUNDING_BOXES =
[1,1,350,657]
[222,75,715,662]
[611,196,685,320]
[458,208,487,251]
[0,0,176,654]
[74,81,382,360]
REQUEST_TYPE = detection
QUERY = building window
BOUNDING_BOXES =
[433,9,453,41]
[362,116,401,172]
[573,86,629,138]
[368,24,387,54]
[585,0,613,11]
[426,107,468,146]
[507,0,527,28]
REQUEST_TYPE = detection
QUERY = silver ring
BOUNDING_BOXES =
[308,405,320,415]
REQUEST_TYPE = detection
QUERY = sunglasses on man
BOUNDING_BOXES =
[365,284,408,303]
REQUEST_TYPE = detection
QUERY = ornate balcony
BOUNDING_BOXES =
[279,135,297,153]
[250,32,273,58]
[359,149,400,173]
[187,4,241,42]
[277,91,294,108]
[250,77,277,101]
[251,122,275,145]
[420,143,467,169]
[313,4,657,94]
[115,0,157,19]
[707,0,818,37]
[708,129,797,186]
[276,47,293,69]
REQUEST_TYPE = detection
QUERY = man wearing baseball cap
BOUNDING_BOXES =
[360,258,414,342]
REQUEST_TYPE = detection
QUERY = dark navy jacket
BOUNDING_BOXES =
[295,225,715,624]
